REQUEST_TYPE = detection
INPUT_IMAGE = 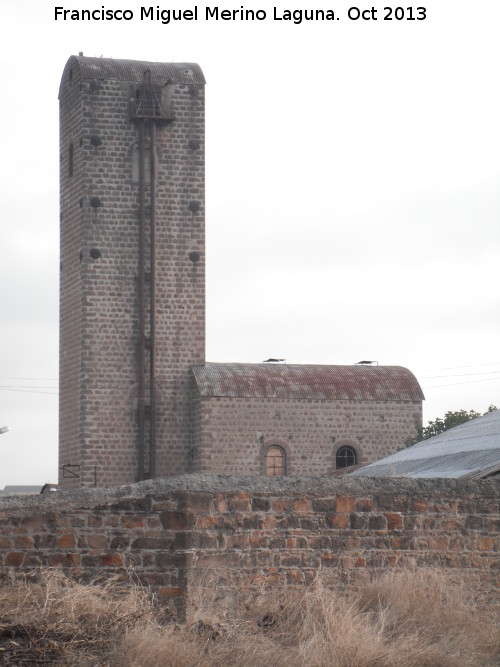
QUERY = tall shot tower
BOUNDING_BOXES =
[58,56,205,489]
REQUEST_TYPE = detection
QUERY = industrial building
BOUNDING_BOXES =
[59,56,424,489]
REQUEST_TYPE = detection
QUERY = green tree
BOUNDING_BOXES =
[405,405,497,447]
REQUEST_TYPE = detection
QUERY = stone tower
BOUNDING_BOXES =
[59,56,205,489]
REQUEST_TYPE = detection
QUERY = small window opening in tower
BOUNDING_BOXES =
[266,445,286,476]
[336,445,358,469]
[68,143,74,177]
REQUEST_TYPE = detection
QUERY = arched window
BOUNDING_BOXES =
[266,445,286,476]
[336,445,357,469]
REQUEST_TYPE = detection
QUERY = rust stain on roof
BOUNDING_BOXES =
[191,363,424,402]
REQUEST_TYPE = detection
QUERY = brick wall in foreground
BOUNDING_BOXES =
[0,476,498,618]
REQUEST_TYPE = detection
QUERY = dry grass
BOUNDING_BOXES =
[0,568,150,665]
[0,567,498,666]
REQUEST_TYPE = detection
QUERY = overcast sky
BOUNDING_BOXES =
[1,1,499,487]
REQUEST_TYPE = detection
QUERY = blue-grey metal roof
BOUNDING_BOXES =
[350,409,500,479]
[191,363,424,401]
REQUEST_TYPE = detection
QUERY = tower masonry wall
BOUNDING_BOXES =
[59,62,86,489]
[0,476,498,620]
[59,58,205,489]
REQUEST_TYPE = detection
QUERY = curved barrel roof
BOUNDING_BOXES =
[191,363,424,402]
[60,56,205,97]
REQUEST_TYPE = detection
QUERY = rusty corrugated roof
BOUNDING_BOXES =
[60,56,205,96]
[191,363,424,402]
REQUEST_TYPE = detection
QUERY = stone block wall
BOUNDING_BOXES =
[0,476,498,618]
[59,57,205,489]
[191,396,422,473]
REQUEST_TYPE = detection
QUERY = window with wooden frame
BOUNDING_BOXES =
[266,445,286,476]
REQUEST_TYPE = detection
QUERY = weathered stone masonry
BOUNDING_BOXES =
[59,57,205,489]
[59,56,424,490]
[1,476,498,617]
[190,363,424,475]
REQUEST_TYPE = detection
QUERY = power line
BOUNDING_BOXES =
[416,362,500,373]
[419,371,500,379]
[0,387,58,396]
[0,385,58,390]
[0,376,58,382]
[423,376,500,390]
